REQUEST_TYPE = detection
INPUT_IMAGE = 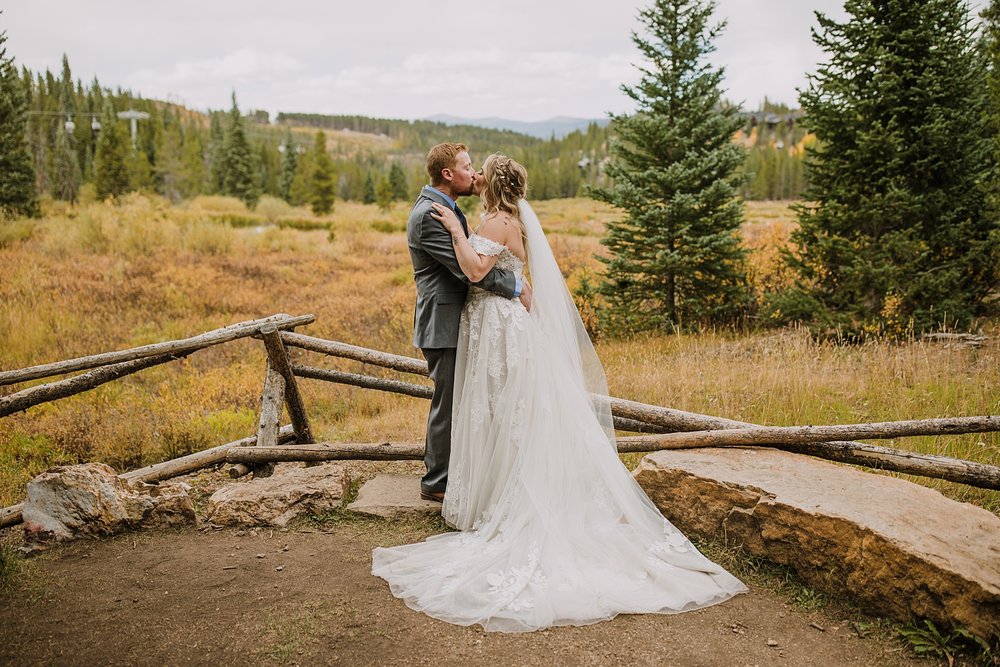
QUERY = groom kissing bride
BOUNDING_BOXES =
[404,143,531,504]
[372,143,746,633]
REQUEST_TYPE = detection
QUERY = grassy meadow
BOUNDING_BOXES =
[0,195,997,513]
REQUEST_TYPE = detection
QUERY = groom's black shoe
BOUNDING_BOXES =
[420,489,445,503]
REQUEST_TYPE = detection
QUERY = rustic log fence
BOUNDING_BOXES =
[1,315,999,531]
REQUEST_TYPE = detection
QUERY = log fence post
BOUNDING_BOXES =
[233,360,287,479]
[260,324,314,444]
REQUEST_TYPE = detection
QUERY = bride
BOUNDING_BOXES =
[372,154,746,633]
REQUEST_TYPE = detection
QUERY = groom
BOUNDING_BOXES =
[407,143,531,502]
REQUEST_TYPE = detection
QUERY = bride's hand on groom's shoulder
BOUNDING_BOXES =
[430,202,462,235]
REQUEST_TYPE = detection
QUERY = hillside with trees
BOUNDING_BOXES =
[4,50,810,214]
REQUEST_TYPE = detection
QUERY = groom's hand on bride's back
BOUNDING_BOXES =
[519,281,532,312]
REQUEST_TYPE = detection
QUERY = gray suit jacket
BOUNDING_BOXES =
[407,185,517,349]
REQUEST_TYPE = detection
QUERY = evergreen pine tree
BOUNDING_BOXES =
[155,109,184,201]
[279,130,298,203]
[590,0,748,332]
[207,111,225,194]
[128,145,155,192]
[982,0,1000,222]
[218,93,258,207]
[309,130,335,215]
[0,26,38,217]
[93,99,129,200]
[179,125,207,198]
[375,174,393,212]
[780,0,997,335]
[50,54,80,203]
[388,161,408,200]
[362,171,376,205]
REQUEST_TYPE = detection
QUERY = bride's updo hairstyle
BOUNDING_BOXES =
[480,153,527,219]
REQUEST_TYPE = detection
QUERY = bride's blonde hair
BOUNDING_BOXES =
[481,154,527,216]
[480,153,528,248]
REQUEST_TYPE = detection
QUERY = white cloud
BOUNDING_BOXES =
[0,0,893,120]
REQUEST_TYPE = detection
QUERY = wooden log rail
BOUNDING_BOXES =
[0,352,193,418]
[282,334,1000,490]
[222,438,1000,491]
[0,313,315,387]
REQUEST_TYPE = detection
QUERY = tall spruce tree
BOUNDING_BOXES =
[591,0,748,332]
[93,99,129,200]
[50,54,80,203]
[309,130,335,215]
[279,129,298,203]
[375,174,393,212]
[780,0,998,336]
[219,93,258,207]
[208,111,225,194]
[362,171,376,205]
[155,109,184,201]
[983,0,1000,223]
[0,25,38,217]
[179,124,206,198]
[389,161,408,200]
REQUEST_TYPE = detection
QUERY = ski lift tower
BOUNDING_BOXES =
[117,109,150,148]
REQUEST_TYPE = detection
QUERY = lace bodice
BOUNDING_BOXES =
[469,234,524,276]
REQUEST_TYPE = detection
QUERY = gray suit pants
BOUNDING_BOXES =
[421,347,456,494]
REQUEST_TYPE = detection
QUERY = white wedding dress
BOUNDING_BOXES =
[373,201,747,633]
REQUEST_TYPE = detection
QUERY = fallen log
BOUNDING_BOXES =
[0,313,315,387]
[0,352,193,418]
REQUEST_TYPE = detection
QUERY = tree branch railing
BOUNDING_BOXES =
[2,326,998,532]
[0,313,315,387]
[280,333,1000,491]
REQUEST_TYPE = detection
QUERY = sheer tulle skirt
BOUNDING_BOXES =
[373,290,747,633]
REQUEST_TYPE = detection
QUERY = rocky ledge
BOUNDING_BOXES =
[634,447,1000,641]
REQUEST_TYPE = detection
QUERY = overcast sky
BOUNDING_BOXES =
[1,1,986,122]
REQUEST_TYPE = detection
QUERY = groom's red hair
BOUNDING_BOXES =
[427,143,468,187]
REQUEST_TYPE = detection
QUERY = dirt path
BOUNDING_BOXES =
[0,519,926,667]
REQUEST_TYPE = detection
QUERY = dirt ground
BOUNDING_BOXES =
[0,512,932,667]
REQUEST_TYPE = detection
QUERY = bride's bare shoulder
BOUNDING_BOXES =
[477,212,515,246]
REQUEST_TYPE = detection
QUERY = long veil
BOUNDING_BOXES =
[518,199,616,445]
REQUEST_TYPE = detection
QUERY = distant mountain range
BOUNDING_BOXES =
[424,114,610,139]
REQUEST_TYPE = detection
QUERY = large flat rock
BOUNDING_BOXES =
[205,462,349,527]
[634,448,1000,640]
[347,474,441,519]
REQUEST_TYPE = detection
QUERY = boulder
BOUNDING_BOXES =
[21,463,195,551]
[347,474,441,519]
[634,447,1000,640]
[204,462,350,527]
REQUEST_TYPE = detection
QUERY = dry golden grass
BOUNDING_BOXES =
[0,196,997,513]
